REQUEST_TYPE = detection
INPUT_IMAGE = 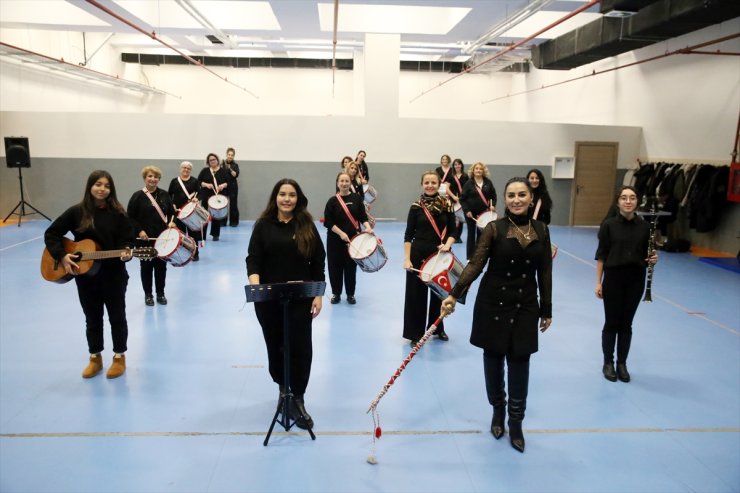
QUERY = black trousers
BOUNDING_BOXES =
[403,270,444,341]
[465,217,483,260]
[327,235,357,296]
[254,300,313,396]
[75,264,129,354]
[140,257,167,297]
[601,265,645,363]
[229,188,239,226]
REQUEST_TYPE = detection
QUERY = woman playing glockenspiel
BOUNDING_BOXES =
[402,171,457,346]
[324,171,373,305]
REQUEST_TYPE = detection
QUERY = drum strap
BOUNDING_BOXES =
[211,172,221,195]
[440,167,450,183]
[177,177,195,201]
[421,204,447,242]
[475,183,489,208]
[533,198,542,220]
[336,194,360,231]
[142,188,168,225]
[453,175,463,198]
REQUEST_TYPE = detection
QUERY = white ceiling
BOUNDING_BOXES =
[0,0,603,63]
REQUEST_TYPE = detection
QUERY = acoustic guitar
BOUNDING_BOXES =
[41,238,157,284]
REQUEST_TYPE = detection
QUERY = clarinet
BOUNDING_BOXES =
[642,211,659,303]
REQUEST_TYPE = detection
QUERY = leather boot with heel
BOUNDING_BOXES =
[291,395,314,430]
[483,353,506,439]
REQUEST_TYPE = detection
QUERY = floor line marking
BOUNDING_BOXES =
[2,427,737,438]
[0,235,43,252]
[557,247,739,336]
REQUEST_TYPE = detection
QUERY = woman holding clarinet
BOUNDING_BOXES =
[595,186,658,383]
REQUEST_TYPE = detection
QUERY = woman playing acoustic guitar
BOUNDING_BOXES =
[44,170,135,379]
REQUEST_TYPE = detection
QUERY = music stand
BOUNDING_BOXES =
[245,281,326,446]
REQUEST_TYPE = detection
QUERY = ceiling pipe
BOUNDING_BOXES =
[481,32,740,104]
[84,0,258,98]
[462,0,557,55]
[409,0,600,103]
[0,41,179,97]
[175,0,237,49]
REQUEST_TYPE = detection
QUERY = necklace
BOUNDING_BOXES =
[508,216,532,240]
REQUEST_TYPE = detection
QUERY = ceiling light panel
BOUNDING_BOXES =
[114,1,201,29]
[191,1,280,30]
[500,11,601,39]
[0,0,110,27]
[317,3,470,35]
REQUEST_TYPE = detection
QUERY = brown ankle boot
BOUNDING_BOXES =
[106,354,126,379]
[82,354,103,379]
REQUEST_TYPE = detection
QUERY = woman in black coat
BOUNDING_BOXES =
[168,161,202,261]
[460,162,497,260]
[442,177,552,454]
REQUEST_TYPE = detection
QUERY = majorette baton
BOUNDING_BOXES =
[366,308,451,464]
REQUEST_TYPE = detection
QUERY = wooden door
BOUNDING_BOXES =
[570,142,618,226]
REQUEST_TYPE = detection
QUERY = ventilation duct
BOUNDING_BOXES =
[532,0,740,70]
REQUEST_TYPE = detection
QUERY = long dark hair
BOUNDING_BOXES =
[526,168,553,209]
[452,158,465,174]
[258,178,317,257]
[77,170,126,232]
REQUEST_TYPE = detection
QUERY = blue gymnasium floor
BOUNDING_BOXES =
[0,219,738,493]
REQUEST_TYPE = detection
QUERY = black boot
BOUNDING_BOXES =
[603,361,617,382]
[507,356,529,453]
[483,353,506,439]
[291,395,314,430]
[616,363,631,382]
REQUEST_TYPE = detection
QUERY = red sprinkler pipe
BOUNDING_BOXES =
[409,0,600,103]
[481,32,740,104]
[85,0,258,98]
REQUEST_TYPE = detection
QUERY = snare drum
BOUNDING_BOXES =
[154,228,196,267]
[476,210,498,230]
[363,184,378,204]
[348,233,388,273]
[418,251,467,303]
[453,202,464,222]
[178,201,211,231]
[208,194,229,220]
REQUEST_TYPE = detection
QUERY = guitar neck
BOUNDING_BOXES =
[79,249,129,261]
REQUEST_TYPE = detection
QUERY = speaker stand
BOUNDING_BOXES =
[3,168,51,227]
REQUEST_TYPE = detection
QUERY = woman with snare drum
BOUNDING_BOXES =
[324,171,374,305]
[44,170,135,379]
[247,178,326,430]
[127,165,177,306]
[460,162,497,261]
[168,161,202,261]
[450,158,468,243]
[435,154,454,198]
[355,150,370,184]
[344,160,364,195]
[403,171,457,346]
[442,177,553,454]
[197,152,229,241]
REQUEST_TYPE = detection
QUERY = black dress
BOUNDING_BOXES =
[451,216,552,356]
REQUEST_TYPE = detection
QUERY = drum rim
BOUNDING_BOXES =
[155,229,186,256]
[348,232,379,260]
[419,251,454,278]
